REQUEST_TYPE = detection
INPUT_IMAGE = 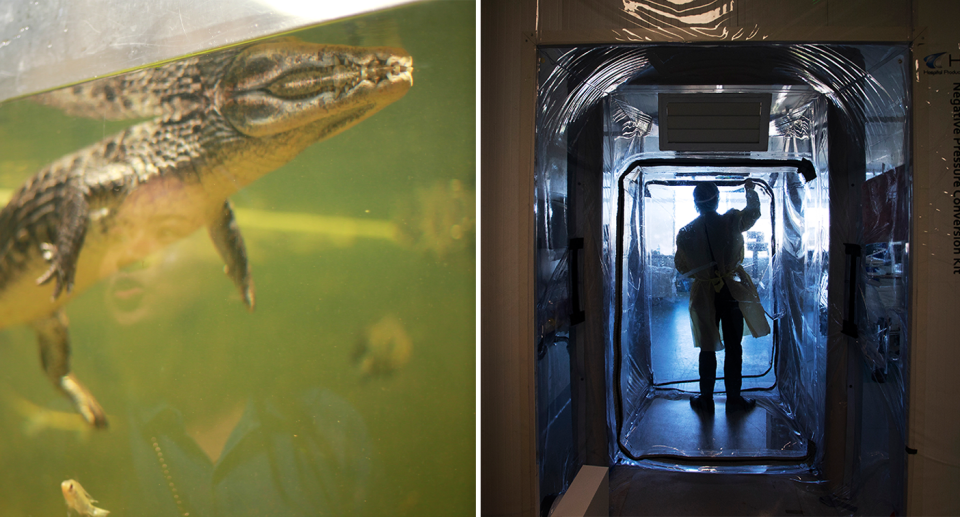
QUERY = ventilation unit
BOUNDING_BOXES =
[659,93,772,151]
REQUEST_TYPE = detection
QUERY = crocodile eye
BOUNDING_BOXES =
[266,70,331,100]
[240,56,274,81]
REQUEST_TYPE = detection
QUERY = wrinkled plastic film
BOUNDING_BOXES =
[615,172,653,443]
[776,115,831,457]
[534,42,911,514]
[533,0,912,43]
[849,47,912,515]
[610,160,829,464]
[533,51,578,504]
[534,262,579,510]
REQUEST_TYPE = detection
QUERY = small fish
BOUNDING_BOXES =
[61,479,110,517]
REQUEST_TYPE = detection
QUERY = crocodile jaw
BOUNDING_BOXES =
[218,40,413,138]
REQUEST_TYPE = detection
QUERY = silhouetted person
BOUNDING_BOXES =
[675,180,770,413]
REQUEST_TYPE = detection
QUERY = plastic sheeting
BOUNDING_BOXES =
[613,155,827,464]
[531,0,913,44]
[534,43,910,515]
[535,246,580,511]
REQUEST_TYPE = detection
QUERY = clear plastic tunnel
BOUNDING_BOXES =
[534,43,911,515]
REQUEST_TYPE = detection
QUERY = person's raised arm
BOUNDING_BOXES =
[739,179,762,231]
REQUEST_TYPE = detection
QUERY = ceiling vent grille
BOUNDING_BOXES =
[658,93,771,152]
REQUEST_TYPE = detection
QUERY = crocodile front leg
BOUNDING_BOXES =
[208,200,255,310]
[35,182,90,300]
[31,310,107,428]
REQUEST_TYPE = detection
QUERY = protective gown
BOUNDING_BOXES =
[674,188,771,351]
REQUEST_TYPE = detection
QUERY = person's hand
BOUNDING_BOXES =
[744,178,756,191]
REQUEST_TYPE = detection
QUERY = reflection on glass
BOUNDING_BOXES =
[0,2,475,515]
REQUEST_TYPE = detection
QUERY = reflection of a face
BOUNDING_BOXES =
[105,268,152,325]
[102,236,211,326]
[100,234,247,409]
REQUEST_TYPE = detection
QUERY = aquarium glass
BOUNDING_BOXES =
[0,2,475,516]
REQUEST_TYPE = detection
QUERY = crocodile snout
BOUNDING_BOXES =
[219,41,412,138]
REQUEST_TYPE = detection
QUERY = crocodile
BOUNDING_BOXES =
[0,38,413,428]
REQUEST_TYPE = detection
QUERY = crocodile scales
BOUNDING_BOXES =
[0,38,412,428]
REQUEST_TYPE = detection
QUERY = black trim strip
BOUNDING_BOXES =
[569,237,585,325]
[842,243,861,338]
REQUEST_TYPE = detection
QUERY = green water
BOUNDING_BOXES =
[0,1,475,515]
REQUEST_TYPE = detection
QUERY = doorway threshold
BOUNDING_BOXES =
[620,394,810,464]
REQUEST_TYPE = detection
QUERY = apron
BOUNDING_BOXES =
[674,194,771,351]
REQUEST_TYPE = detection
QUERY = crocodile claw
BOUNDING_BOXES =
[61,373,108,428]
[35,185,88,300]
[36,244,75,301]
[208,201,255,311]
[33,310,108,429]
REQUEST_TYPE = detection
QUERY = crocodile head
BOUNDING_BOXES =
[216,39,413,141]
